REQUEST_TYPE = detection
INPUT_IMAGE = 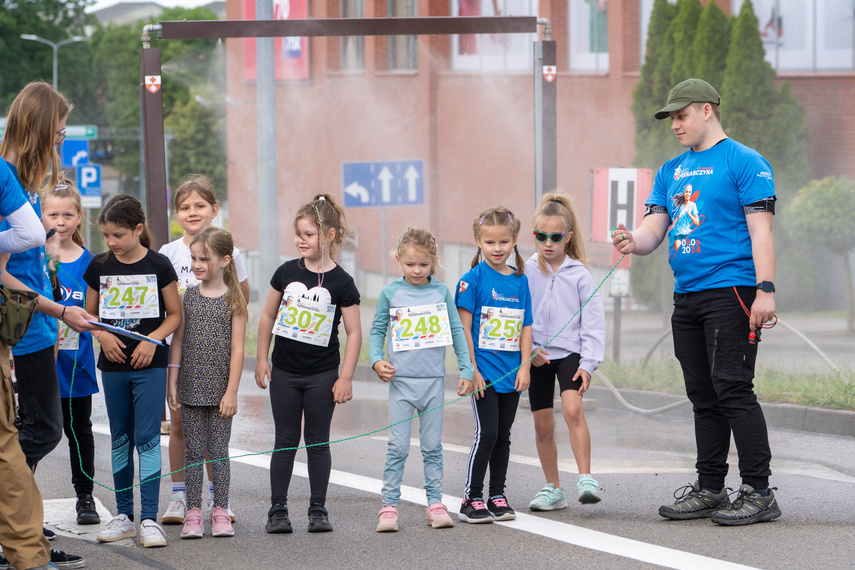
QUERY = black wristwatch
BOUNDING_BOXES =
[756,281,775,293]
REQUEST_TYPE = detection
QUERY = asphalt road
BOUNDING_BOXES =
[30,358,855,570]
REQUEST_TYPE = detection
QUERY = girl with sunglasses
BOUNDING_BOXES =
[524,191,605,512]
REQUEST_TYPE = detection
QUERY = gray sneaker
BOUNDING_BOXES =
[659,481,730,520]
[711,485,781,526]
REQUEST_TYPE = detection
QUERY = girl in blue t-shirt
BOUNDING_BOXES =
[455,205,532,524]
[43,181,100,525]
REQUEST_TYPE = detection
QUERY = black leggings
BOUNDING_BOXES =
[463,385,520,500]
[269,367,338,507]
[61,396,95,496]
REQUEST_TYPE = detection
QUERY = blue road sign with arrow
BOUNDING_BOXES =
[342,160,425,208]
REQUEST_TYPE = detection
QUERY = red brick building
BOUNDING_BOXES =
[224,0,855,297]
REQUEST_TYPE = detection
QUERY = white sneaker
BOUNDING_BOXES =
[97,514,136,542]
[162,492,187,524]
[205,497,236,522]
[139,519,168,548]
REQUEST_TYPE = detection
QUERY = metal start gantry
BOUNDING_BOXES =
[138,15,556,254]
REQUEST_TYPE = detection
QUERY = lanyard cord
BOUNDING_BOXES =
[733,286,777,329]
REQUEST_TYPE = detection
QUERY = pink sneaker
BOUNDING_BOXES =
[181,508,203,539]
[426,503,454,529]
[375,505,398,532]
[212,506,235,537]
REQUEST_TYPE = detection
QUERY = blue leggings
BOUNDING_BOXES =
[102,368,166,521]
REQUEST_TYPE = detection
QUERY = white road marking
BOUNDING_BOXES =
[369,437,855,483]
[225,446,755,570]
[43,496,134,547]
[79,425,761,568]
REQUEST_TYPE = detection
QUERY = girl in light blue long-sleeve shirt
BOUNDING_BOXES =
[369,228,473,533]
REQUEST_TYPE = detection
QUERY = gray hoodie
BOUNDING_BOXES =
[524,253,606,375]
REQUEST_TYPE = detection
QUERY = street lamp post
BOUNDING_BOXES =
[20,34,87,90]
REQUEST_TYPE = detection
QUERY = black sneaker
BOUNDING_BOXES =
[458,498,494,524]
[43,527,56,541]
[659,481,731,520]
[0,554,10,570]
[266,503,293,533]
[76,494,100,525]
[307,505,332,533]
[711,485,781,526]
[50,548,86,569]
[487,495,516,521]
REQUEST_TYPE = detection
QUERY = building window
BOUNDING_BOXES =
[341,0,365,71]
[389,0,418,70]
[640,0,675,65]
[569,0,608,71]
[451,0,539,71]
[733,0,854,71]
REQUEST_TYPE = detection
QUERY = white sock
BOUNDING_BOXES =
[208,481,214,501]
[172,482,185,495]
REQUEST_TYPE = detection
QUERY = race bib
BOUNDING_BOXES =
[478,306,524,352]
[58,322,79,351]
[272,294,335,347]
[389,303,452,352]
[99,275,160,320]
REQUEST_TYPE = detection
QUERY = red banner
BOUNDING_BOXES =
[242,0,310,82]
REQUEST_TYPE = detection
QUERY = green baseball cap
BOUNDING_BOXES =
[654,78,721,120]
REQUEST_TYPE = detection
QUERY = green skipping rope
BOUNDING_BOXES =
[67,254,625,493]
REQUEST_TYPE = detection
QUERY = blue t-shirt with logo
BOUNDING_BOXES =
[57,249,98,398]
[646,138,776,293]
[0,162,56,355]
[0,159,28,220]
[455,261,533,393]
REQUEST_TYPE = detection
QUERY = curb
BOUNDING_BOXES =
[586,386,855,438]
[245,357,855,438]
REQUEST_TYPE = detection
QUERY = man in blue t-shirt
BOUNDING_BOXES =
[611,79,780,527]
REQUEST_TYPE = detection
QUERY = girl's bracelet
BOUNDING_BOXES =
[167,364,180,369]
[95,330,103,339]
[59,306,67,321]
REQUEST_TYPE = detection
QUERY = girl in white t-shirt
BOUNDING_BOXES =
[159,175,249,525]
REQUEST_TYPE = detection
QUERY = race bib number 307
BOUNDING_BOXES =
[272,295,336,347]
[389,303,452,352]
[478,306,524,352]
[99,275,160,320]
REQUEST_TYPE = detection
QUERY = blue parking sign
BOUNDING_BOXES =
[62,139,90,168]
[76,165,101,208]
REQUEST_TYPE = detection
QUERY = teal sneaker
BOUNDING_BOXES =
[529,483,568,511]
[711,485,781,526]
[577,475,602,504]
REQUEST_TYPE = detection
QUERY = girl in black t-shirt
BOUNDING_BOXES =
[255,194,361,534]
[83,194,181,548]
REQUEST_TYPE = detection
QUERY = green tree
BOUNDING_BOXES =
[166,98,226,200]
[88,7,223,195]
[781,177,855,331]
[631,0,679,314]
[0,0,101,121]
[669,0,703,85]
[720,0,808,199]
[632,0,679,172]
[691,0,731,90]
[720,0,775,151]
